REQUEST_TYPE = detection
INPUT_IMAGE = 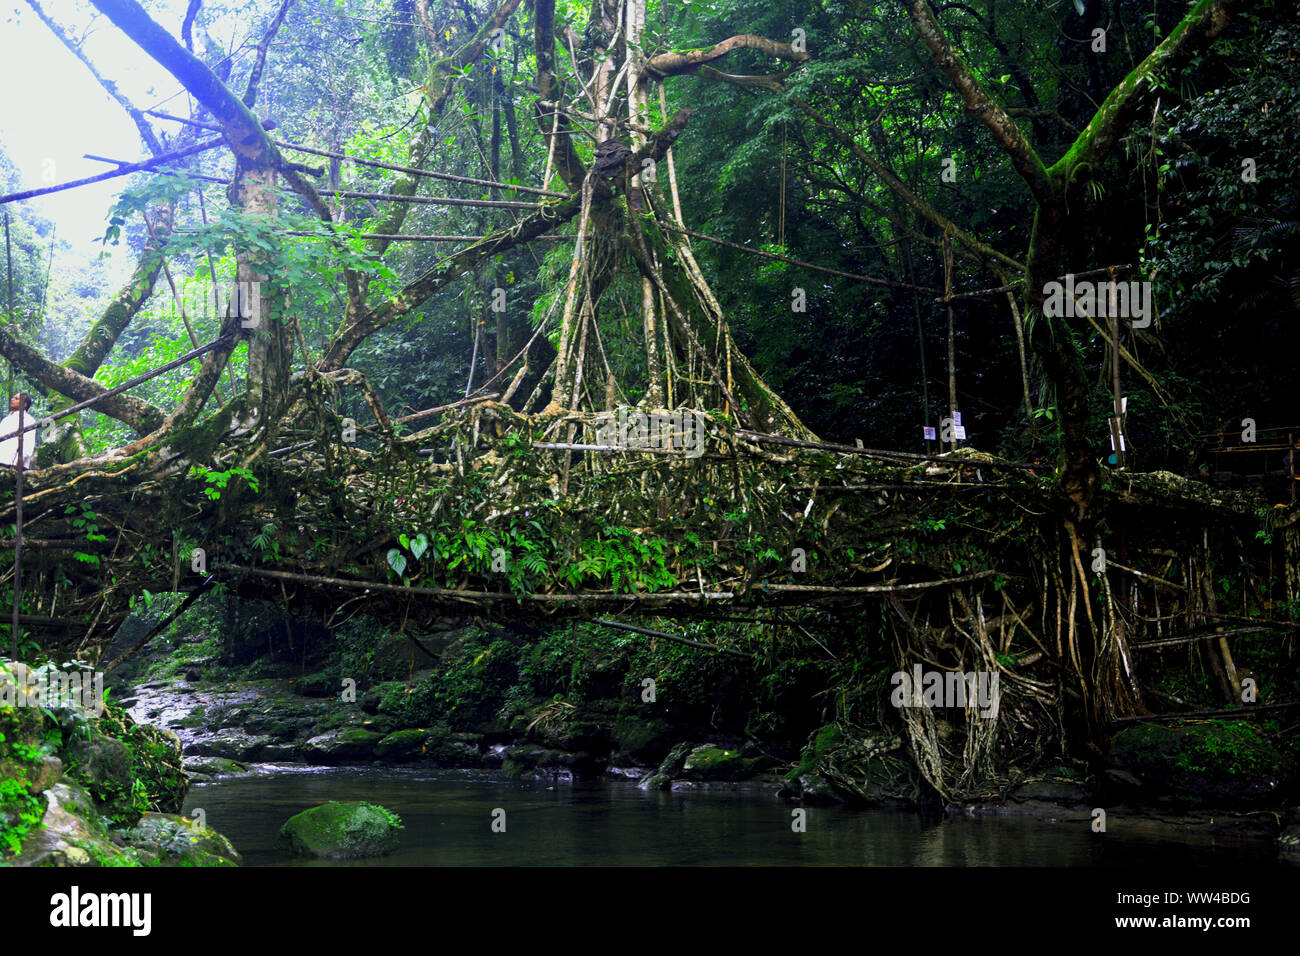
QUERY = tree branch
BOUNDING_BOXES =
[793,96,1024,273]
[694,66,792,92]
[90,0,277,164]
[1046,0,1243,188]
[647,34,810,79]
[320,107,694,371]
[26,0,163,156]
[320,193,582,371]
[0,326,165,434]
[364,0,527,257]
[242,0,294,108]
[901,0,1053,204]
[534,0,587,192]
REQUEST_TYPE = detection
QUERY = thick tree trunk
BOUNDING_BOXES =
[229,162,289,435]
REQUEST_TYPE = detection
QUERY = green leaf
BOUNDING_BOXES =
[386,549,408,577]
[410,534,429,560]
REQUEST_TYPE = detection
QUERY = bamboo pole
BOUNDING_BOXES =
[0,139,223,205]
[1110,700,1300,725]
[10,401,23,659]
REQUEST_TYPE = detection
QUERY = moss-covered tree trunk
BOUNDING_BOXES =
[901,0,1245,742]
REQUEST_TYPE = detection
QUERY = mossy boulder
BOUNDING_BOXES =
[611,717,676,766]
[639,741,694,791]
[789,724,844,781]
[1278,825,1300,863]
[182,756,250,777]
[11,783,133,867]
[293,672,339,698]
[125,813,241,867]
[62,734,141,828]
[376,729,427,761]
[279,801,403,859]
[1108,721,1295,808]
[681,745,751,781]
[303,728,384,764]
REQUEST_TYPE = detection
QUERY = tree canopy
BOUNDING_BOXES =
[1,0,1295,766]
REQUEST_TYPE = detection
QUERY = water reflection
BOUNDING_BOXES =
[184,766,1278,867]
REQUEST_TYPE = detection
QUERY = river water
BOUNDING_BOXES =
[183,765,1279,866]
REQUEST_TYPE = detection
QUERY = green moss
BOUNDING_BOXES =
[279,801,403,859]
[682,745,749,780]
[126,814,240,867]
[1110,719,1293,806]
[0,707,47,859]
[375,728,427,760]
[790,723,844,780]
[55,701,187,829]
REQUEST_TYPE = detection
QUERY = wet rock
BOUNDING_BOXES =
[260,743,302,762]
[279,801,402,860]
[376,729,427,761]
[501,745,601,779]
[62,735,137,827]
[796,774,841,805]
[126,812,241,867]
[1010,779,1092,805]
[10,783,128,867]
[186,729,274,762]
[639,741,693,791]
[207,702,248,728]
[611,717,676,766]
[182,756,250,777]
[682,744,753,781]
[1279,825,1300,863]
[422,731,489,768]
[303,728,383,764]
[1099,767,1144,804]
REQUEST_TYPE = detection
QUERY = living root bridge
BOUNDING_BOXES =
[4,393,1295,800]
[213,563,1004,613]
